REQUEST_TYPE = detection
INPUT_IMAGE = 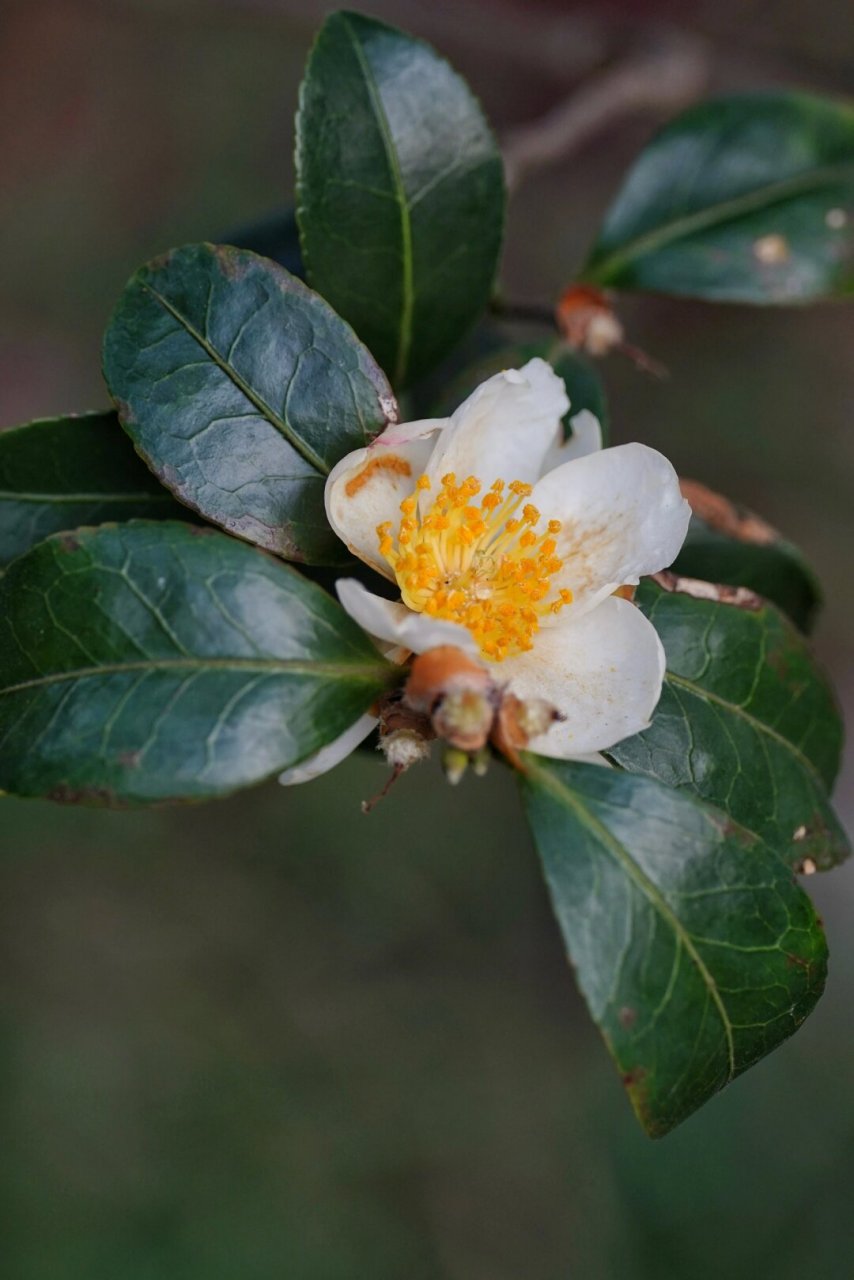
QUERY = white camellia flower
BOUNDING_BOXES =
[280,358,691,784]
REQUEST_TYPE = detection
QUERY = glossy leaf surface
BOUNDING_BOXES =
[102,243,397,565]
[296,11,505,387]
[0,521,398,804]
[430,340,609,442]
[0,411,187,566]
[584,92,854,302]
[521,757,827,1137]
[610,578,848,871]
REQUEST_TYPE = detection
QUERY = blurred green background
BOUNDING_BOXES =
[2,1,853,1276]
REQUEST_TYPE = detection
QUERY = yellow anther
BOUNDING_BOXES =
[375,471,573,662]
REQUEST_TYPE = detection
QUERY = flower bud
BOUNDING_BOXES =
[404,645,493,714]
[432,688,495,753]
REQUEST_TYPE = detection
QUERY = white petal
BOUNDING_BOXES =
[336,579,480,656]
[324,420,443,577]
[277,713,377,786]
[499,596,666,756]
[531,443,691,616]
[422,358,569,495]
[540,408,603,474]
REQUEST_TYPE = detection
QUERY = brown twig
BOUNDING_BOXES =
[502,34,710,193]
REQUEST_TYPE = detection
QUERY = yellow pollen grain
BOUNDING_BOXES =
[376,471,573,662]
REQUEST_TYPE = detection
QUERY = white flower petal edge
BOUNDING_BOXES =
[531,442,691,618]
[336,579,480,657]
[278,713,377,786]
[498,596,666,757]
[541,408,603,472]
[325,422,441,578]
[422,358,569,497]
[324,358,570,577]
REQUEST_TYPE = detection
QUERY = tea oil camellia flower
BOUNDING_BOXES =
[280,359,691,783]
[0,8,844,1137]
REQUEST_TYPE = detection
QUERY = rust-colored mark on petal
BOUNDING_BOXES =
[680,478,777,546]
[344,454,412,498]
[613,584,636,602]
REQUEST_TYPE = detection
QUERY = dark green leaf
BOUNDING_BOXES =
[220,207,305,279]
[0,411,188,567]
[609,576,848,871]
[428,339,609,442]
[102,243,397,566]
[583,92,854,302]
[674,511,821,634]
[521,757,827,1137]
[296,10,505,387]
[0,521,399,805]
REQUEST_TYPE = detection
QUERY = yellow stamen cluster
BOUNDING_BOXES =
[377,472,573,661]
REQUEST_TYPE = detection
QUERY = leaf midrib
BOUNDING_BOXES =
[527,760,737,1079]
[585,160,854,282]
[0,656,393,697]
[143,283,330,476]
[342,16,414,386]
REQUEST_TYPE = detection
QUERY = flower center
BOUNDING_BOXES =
[376,472,573,661]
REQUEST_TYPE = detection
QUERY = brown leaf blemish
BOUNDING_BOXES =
[680,479,778,547]
[651,570,763,612]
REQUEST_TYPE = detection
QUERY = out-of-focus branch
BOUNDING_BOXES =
[502,34,711,193]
